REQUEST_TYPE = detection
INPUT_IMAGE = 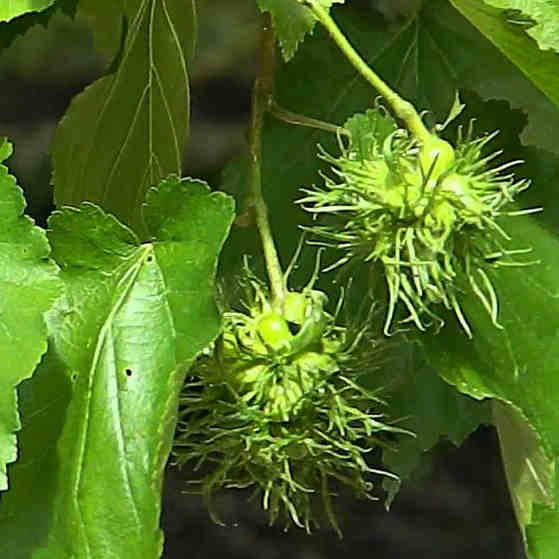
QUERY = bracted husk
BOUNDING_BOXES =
[299,109,539,337]
[173,263,411,535]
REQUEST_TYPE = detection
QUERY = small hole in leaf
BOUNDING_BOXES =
[146,256,153,263]
[70,372,78,382]
[125,369,133,377]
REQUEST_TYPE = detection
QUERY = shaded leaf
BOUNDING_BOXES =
[256,0,345,61]
[493,400,554,540]
[77,0,125,67]
[52,0,197,236]
[484,0,559,53]
[0,139,61,492]
[0,177,234,558]
[450,0,559,149]
[380,350,491,504]
[420,214,559,558]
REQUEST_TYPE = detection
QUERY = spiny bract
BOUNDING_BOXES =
[173,266,409,535]
[299,108,538,336]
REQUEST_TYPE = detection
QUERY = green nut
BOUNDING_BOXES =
[418,135,455,180]
[256,311,293,349]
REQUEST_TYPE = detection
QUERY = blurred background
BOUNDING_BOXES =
[0,0,526,556]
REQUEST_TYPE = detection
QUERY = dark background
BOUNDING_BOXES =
[0,0,526,556]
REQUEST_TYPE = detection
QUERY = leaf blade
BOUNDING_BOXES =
[421,215,559,557]
[0,139,61,492]
[256,0,345,61]
[451,0,559,125]
[51,0,196,235]
[0,178,234,558]
[0,0,56,22]
[483,0,559,53]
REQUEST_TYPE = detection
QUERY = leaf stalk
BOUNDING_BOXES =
[268,99,350,137]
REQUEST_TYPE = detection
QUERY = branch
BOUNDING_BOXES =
[247,13,286,303]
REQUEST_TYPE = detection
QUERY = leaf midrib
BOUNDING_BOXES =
[73,245,152,551]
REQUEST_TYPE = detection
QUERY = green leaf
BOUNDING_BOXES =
[0,0,78,50]
[256,0,345,61]
[379,350,491,505]
[77,0,125,66]
[0,177,234,558]
[450,0,559,147]
[344,108,397,159]
[420,214,559,558]
[0,139,61,492]
[492,400,554,540]
[483,0,559,53]
[51,0,197,236]
[0,0,56,22]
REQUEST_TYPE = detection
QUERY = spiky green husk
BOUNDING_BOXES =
[173,273,408,535]
[299,113,537,336]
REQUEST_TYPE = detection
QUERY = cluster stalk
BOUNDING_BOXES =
[303,0,431,142]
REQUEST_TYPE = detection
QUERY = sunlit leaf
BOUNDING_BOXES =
[483,0,559,52]
[256,0,345,61]
[0,0,77,50]
[451,0,559,149]
[0,0,57,22]
[0,177,234,558]
[0,139,61,492]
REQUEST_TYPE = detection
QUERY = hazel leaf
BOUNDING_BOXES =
[0,0,78,50]
[0,138,61,492]
[256,0,345,61]
[421,214,559,558]
[483,0,559,53]
[0,177,234,558]
[52,0,196,235]
[450,0,559,150]
[344,108,397,160]
[0,0,56,21]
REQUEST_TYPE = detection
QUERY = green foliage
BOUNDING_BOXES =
[256,0,345,61]
[380,348,491,503]
[219,2,559,554]
[77,0,124,65]
[223,0,559,285]
[0,139,61,492]
[0,177,234,558]
[483,0,559,52]
[421,214,559,555]
[492,401,554,540]
[2,0,559,556]
[0,0,57,22]
[451,0,559,148]
[51,0,196,235]
[0,0,77,50]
